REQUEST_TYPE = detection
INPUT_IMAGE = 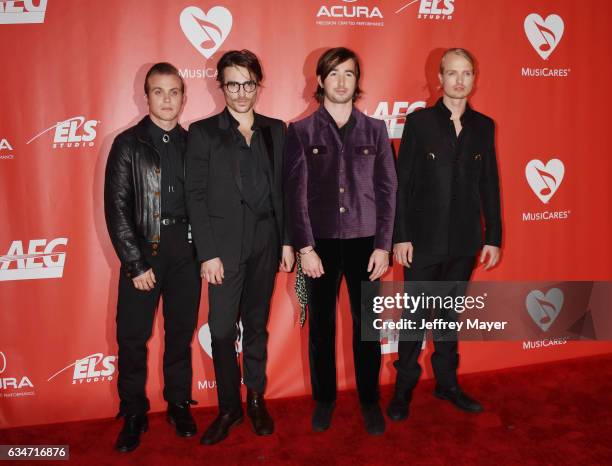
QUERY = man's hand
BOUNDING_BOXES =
[132,268,156,291]
[300,246,324,278]
[279,245,295,272]
[393,242,413,268]
[479,245,500,270]
[367,248,390,281]
[201,257,224,285]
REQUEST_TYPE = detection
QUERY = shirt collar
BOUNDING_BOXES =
[224,106,262,131]
[318,104,357,129]
[435,97,474,125]
[146,115,180,144]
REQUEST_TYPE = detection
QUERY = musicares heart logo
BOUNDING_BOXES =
[180,6,232,59]
[524,13,564,60]
[525,159,564,204]
[198,322,243,359]
[526,288,563,332]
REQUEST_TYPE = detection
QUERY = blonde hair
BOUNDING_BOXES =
[439,48,475,74]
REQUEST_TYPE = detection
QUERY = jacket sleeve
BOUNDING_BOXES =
[393,116,418,244]
[185,123,219,262]
[278,121,292,247]
[104,136,149,278]
[283,123,314,251]
[373,119,398,251]
[480,119,502,247]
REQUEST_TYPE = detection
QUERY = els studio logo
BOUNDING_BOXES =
[0,0,47,24]
[180,6,232,59]
[0,238,68,281]
[395,0,454,20]
[526,288,563,332]
[27,116,99,149]
[47,353,116,385]
[522,159,570,222]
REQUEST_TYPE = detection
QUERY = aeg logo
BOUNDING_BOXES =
[26,116,99,149]
[365,100,426,139]
[47,353,116,385]
[0,238,68,282]
[396,0,454,20]
[0,0,48,24]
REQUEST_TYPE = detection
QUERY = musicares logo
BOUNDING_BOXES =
[198,321,243,359]
[180,6,232,59]
[525,159,564,204]
[0,0,47,24]
[524,14,564,60]
[526,288,563,332]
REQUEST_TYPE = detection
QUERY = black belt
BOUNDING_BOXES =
[160,216,188,226]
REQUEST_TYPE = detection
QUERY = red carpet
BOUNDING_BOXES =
[2,354,612,465]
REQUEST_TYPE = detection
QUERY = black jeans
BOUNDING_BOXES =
[207,214,279,414]
[393,254,475,399]
[116,223,201,415]
[306,236,381,405]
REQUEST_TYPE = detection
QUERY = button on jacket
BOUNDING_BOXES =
[394,98,502,256]
[283,105,397,251]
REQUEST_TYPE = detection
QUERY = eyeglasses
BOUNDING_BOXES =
[224,80,257,93]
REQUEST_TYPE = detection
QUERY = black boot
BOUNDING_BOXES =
[387,388,412,421]
[361,402,385,435]
[311,401,335,432]
[434,386,483,413]
[247,389,274,436]
[115,414,148,453]
[167,400,198,437]
[200,410,243,445]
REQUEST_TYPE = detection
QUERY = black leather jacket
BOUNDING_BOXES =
[104,116,187,278]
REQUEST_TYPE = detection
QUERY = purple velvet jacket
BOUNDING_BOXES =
[283,105,397,251]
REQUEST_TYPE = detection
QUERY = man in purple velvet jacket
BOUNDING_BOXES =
[283,47,397,435]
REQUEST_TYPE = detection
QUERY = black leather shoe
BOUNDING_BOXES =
[361,402,385,435]
[434,386,483,413]
[311,401,335,432]
[386,397,410,421]
[115,414,148,453]
[247,389,274,436]
[167,400,198,437]
[200,410,243,445]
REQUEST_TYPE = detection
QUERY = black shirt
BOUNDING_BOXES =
[227,109,273,217]
[147,117,186,218]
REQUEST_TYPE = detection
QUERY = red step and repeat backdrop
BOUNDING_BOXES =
[1,0,611,428]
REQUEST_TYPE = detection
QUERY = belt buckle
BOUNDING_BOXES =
[161,218,171,226]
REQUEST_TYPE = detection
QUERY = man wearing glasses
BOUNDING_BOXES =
[186,49,294,445]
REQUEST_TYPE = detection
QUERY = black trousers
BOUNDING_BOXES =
[306,236,381,405]
[393,254,475,399]
[207,214,278,414]
[116,224,201,415]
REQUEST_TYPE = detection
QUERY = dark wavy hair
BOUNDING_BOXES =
[315,47,362,103]
[216,49,263,86]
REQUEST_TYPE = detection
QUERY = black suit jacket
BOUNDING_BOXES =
[185,108,287,271]
[394,99,501,256]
